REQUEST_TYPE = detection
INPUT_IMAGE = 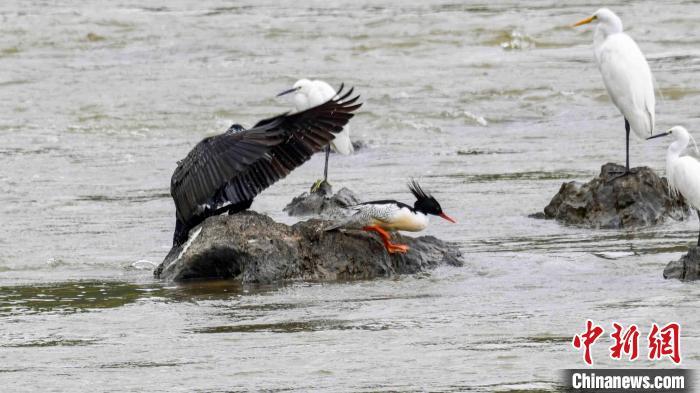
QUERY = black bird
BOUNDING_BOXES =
[170,85,361,246]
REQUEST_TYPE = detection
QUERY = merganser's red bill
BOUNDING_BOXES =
[439,213,456,223]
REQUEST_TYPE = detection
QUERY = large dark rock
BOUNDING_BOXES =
[155,211,463,283]
[536,163,689,228]
[664,246,700,281]
[283,183,361,219]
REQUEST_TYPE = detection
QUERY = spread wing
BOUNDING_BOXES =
[170,85,362,223]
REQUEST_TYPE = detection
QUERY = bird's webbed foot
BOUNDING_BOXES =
[310,179,332,195]
[385,242,410,254]
[605,169,632,183]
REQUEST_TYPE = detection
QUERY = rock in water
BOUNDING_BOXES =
[664,246,700,281]
[155,211,463,283]
[283,183,361,219]
[537,163,689,228]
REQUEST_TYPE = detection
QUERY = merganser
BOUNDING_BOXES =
[326,180,456,254]
[277,79,354,191]
[170,85,362,246]
[647,126,700,245]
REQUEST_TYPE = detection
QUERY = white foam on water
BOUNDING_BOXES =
[130,259,157,270]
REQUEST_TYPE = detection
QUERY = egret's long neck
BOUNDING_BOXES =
[668,141,685,158]
[666,139,686,187]
[293,94,310,111]
[593,26,607,49]
[594,17,623,43]
[594,20,623,63]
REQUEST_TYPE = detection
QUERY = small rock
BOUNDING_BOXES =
[86,32,105,42]
[283,184,361,219]
[537,163,689,228]
[664,246,700,281]
[155,211,463,283]
[351,140,366,151]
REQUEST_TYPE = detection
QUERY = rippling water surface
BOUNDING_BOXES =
[2,1,700,391]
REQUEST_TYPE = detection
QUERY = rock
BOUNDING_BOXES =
[155,211,463,283]
[664,246,700,281]
[536,163,689,228]
[351,140,367,151]
[283,184,361,219]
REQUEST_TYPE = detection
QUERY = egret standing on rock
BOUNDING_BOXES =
[278,79,355,191]
[574,8,655,174]
[648,126,700,245]
[170,86,361,246]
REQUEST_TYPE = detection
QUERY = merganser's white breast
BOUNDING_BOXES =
[377,207,429,232]
[355,204,429,232]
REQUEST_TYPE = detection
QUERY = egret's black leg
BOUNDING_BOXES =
[606,119,633,182]
[696,209,700,246]
[323,145,331,183]
[311,146,332,193]
[625,118,631,172]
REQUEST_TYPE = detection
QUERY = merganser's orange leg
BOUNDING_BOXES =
[362,225,409,254]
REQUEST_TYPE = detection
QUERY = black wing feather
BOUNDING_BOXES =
[170,85,362,223]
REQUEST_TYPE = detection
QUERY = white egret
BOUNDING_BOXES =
[648,126,700,245]
[278,79,355,190]
[574,8,655,174]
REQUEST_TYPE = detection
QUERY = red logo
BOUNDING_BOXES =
[572,320,604,365]
[610,323,639,361]
[648,322,681,364]
[572,321,681,365]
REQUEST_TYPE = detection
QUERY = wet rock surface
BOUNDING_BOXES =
[155,211,463,283]
[283,183,361,219]
[536,163,689,228]
[663,246,700,281]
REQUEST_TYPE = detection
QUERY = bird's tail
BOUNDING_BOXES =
[330,125,354,155]
[323,221,345,232]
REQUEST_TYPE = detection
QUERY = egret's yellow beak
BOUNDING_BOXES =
[573,15,596,27]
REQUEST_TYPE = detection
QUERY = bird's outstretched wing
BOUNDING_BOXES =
[171,85,362,223]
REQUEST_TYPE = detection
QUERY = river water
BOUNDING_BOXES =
[1,1,700,391]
